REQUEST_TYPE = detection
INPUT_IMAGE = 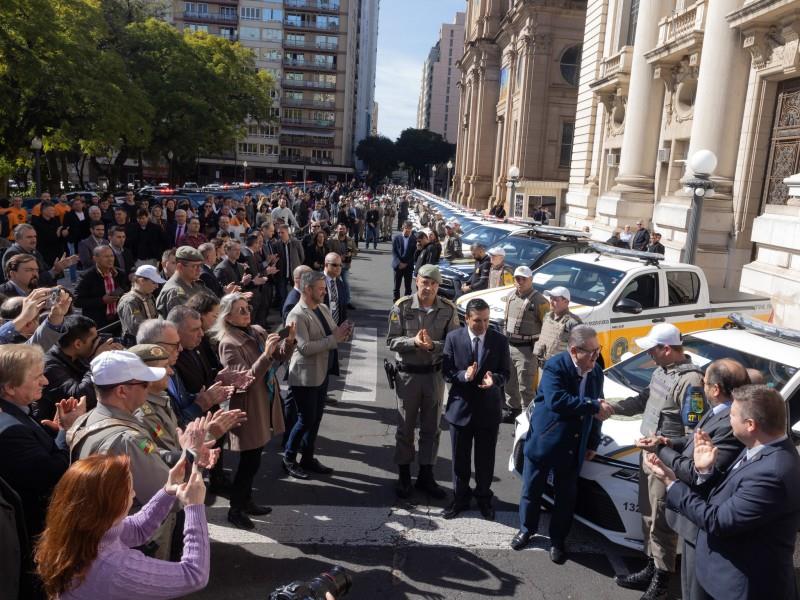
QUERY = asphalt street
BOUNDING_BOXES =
[186,242,679,600]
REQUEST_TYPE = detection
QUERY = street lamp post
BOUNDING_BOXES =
[506,165,520,216]
[243,160,248,185]
[446,160,453,200]
[167,150,174,187]
[30,137,43,195]
[431,164,437,194]
[682,150,717,265]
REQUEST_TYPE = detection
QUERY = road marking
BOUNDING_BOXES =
[337,326,378,402]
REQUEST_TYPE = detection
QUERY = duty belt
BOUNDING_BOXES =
[396,363,442,374]
[506,334,534,346]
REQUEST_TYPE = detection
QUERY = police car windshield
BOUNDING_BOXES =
[495,236,551,267]
[605,335,798,392]
[460,225,512,248]
[532,258,625,307]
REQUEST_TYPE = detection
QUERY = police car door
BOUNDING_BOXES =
[606,271,662,363]
[662,269,709,331]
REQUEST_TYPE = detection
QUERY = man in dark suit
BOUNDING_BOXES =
[1,224,76,287]
[322,252,348,325]
[442,298,511,521]
[126,209,166,263]
[108,226,135,280]
[648,384,800,600]
[198,242,225,298]
[392,220,416,301]
[636,359,747,600]
[274,223,305,309]
[512,324,613,564]
[73,245,128,331]
[165,208,189,248]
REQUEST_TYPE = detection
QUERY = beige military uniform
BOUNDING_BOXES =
[387,294,459,465]
[503,288,549,410]
[118,289,158,340]
[134,391,181,462]
[534,310,582,364]
[156,274,207,318]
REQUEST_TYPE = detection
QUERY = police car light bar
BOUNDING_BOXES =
[728,312,800,344]
[589,242,665,265]
[533,225,591,240]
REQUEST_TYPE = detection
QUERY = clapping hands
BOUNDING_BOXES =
[41,395,87,431]
[215,366,256,391]
[414,328,434,351]
[693,429,718,473]
[644,452,677,485]
[478,370,494,389]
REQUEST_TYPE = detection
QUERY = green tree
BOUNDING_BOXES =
[395,128,455,184]
[356,135,398,185]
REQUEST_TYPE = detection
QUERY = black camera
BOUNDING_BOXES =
[269,566,351,600]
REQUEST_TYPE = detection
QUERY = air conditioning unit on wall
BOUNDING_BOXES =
[607,152,619,167]
[657,148,671,163]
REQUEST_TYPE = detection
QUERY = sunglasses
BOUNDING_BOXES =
[236,305,253,315]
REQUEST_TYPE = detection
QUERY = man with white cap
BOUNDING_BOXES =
[487,246,512,289]
[442,222,462,260]
[117,264,165,344]
[501,266,549,422]
[534,286,582,367]
[607,323,706,599]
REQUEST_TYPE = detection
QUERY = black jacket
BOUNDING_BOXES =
[0,243,57,287]
[31,215,67,267]
[200,264,224,297]
[467,254,491,291]
[37,346,97,422]
[63,210,91,244]
[174,346,217,395]
[73,267,128,328]
[126,222,166,261]
[213,257,243,288]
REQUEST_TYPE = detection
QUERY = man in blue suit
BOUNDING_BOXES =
[392,220,416,301]
[512,324,613,563]
[647,384,800,600]
[442,298,511,521]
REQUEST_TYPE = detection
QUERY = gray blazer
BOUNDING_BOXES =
[286,299,339,388]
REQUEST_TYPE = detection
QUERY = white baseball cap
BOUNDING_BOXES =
[544,286,571,301]
[635,323,682,350]
[488,246,506,257]
[513,265,533,278]
[91,350,166,386]
[134,264,166,284]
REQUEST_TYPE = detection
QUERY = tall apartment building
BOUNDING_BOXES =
[171,0,378,183]
[353,0,380,169]
[416,12,465,143]
[451,1,587,216]
[562,0,800,323]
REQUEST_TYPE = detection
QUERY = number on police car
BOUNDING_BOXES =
[622,502,639,512]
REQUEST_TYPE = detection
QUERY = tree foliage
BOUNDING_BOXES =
[395,128,455,181]
[356,136,398,185]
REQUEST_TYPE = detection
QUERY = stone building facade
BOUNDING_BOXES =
[564,0,800,323]
[451,0,588,220]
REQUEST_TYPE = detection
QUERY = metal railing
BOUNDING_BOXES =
[284,0,340,13]
[283,39,339,51]
[281,78,337,89]
[283,18,339,32]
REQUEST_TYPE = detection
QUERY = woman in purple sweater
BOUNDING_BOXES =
[35,453,209,599]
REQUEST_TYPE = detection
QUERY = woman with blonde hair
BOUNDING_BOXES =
[35,454,209,599]
[211,292,296,529]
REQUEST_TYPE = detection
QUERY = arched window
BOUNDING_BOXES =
[560,45,582,87]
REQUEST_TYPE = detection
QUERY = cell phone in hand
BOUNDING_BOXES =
[47,287,61,309]
[184,451,195,482]
[277,326,291,340]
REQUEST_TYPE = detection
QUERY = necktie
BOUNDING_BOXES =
[330,279,339,323]
[472,336,480,364]
[285,244,290,279]
[176,225,183,244]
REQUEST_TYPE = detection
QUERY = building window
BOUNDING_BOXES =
[559,45,582,87]
[626,0,640,47]
[220,6,236,18]
[263,8,282,22]
[286,13,302,27]
[239,27,259,41]
[262,28,281,42]
[286,33,305,45]
[185,23,209,33]
[185,2,208,15]
[219,27,236,40]
[240,6,261,20]
[262,49,281,62]
[559,121,575,168]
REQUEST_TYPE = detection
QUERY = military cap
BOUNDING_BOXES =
[417,264,442,284]
[175,246,203,262]
[128,344,170,364]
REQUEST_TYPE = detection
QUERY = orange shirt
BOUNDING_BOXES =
[31,202,70,222]
[0,207,28,239]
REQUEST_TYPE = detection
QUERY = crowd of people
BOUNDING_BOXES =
[0,182,797,600]
[0,182,413,599]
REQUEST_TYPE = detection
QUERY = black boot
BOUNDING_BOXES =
[640,569,670,600]
[614,557,655,591]
[414,465,447,500]
[396,464,413,498]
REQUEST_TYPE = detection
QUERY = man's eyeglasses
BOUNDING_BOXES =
[577,346,602,357]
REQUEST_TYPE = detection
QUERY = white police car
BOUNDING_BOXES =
[510,314,800,550]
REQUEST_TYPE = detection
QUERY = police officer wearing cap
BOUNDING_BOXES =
[442,222,462,260]
[387,264,459,499]
[534,286,582,368]
[118,265,164,344]
[607,324,706,599]
[156,246,208,317]
[502,266,549,423]
[130,344,181,458]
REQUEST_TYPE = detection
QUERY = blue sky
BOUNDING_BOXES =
[375,0,466,141]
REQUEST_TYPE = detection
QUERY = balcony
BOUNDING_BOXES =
[283,58,337,71]
[590,46,633,97]
[283,18,340,33]
[279,134,335,147]
[645,0,706,64]
[282,78,337,90]
[284,0,340,15]
[283,38,340,52]
[280,117,336,128]
[281,97,337,110]
[280,155,334,166]
[183,11,239,26]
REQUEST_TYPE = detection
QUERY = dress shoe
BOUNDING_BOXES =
[300,458,334,475]
[615,558,655,591]
[477,502,495,521]
[414,465,447,500]
[640,569,670,600]
[549,544,567,564]
[510,530,531,550]
[442,501,469,520]
[227,507,255,530]
[282,458,310,480]
[501,408,521,424]
[396,465,413,499]
[244,501,272,516]
[325,395,339,405]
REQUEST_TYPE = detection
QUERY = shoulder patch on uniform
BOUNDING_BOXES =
[394,295,412,306]
[390,311,400,322]
[139,403,153,415]
[136,437,157,454]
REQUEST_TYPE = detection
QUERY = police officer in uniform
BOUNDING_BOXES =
[608,324,706,600]
[533,286,582,371]
[502,266,549,423]
[117,265,165,345]
[387,264,459,499]
[156,246,208,317]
